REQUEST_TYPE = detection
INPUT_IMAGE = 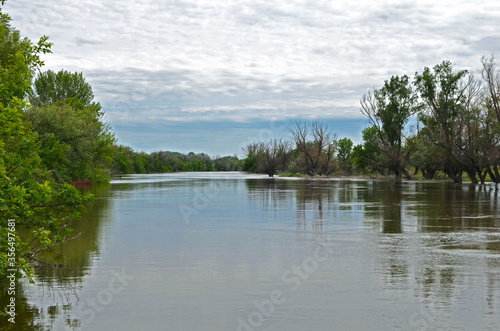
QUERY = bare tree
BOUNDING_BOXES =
[480,55,500,183]
[290,120,336,175]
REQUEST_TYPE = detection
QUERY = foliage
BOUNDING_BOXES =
[29,70,96,108]
[0,6,92,281]
[242,153,257,173]
[242,139,292,177]
[360,75,416,180]
[27,70,116,182]
[335,137,354,175]
[351,126,387,174]
[26,102,115,182]
[111,146,240,174]
[213,155,241,171]
[414,61,484,183]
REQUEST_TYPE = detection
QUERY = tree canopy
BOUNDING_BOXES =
[0,6,92,281]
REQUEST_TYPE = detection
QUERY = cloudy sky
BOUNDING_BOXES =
[4,0,500,155]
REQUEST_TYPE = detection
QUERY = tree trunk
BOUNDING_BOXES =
[465,169,478,184]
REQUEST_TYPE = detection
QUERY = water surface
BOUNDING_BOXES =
[5,172,500,330]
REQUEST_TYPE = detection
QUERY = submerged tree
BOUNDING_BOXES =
[351,126,387,175]
[414,61,469,183]
[289,120,337,176]
[480,55,500,183]
[360,75,416,181]
[243,139,292,177]
[414,61,485,183]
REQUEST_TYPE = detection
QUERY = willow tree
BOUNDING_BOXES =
[360,75,416,181]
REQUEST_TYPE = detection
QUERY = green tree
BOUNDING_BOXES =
[29,70,96,108]
[1,4,92,281]
[351,126,387,174]
[336,137,354,175]
[243,140,292,177]
[414,61,469,183]
[360,75,416,181]
[242,153,257,173]
[27,70,115,182]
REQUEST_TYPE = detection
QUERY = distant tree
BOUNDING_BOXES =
[243,139,292,177]
[290,120,337,175]
[213,155,241,171]
[360,75,416,181]
[351,126,387,175]
[336,137,354,175]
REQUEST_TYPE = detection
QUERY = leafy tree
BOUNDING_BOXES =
[336,137,354,175]
[1,4,92,281]
[26,71,116,182]
[360,75,416,181]
[351,126,387,174]
[29,70,96,108]
[243,139,292,177]
[242,153,257,173]
[414,61,469,183]
[407,132,443,179]
[213,155,242,171]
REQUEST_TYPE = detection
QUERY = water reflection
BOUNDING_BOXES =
[0,184,114,330]
[3,175,500,330]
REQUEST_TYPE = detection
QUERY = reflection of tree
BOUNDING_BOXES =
[412,183,500,232]
[36,184,112,283]
[363,181,403,234]
[0,184,113,330]
[245,178,294,210]
[0,282,46,330]
[245,178,368,231]
[368,181,500,319]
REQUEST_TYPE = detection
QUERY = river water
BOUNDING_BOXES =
[4,172,500,330]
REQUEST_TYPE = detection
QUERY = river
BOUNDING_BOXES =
[3,172,500,330]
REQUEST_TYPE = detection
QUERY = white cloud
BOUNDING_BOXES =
[4,0,500,148]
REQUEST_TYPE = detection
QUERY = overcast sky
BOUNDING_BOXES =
[4,0,500,155]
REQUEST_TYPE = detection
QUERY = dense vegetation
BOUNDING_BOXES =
[242,59,500,184]
[0,4,94,281]
[112,146,242,174]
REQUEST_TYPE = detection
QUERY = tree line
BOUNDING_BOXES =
[242,58,500,184]
[113,147,242,174]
